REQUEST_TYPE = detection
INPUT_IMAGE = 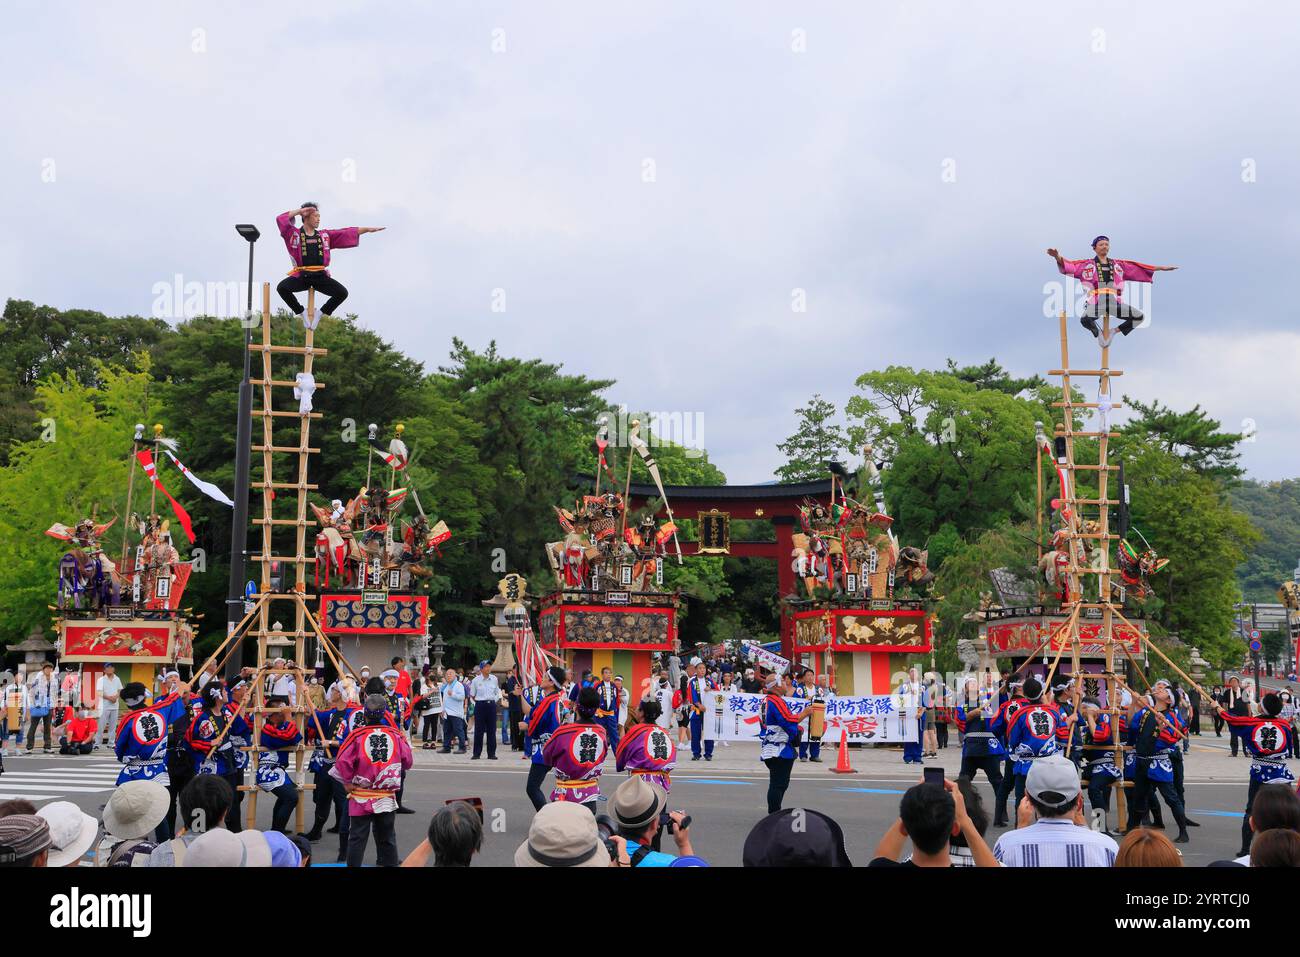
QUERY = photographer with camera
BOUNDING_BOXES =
[610,775,699,867]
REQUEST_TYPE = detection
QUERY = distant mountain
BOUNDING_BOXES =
[1231,479,1300,601]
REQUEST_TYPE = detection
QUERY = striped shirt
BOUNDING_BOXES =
[992,817,1117,867]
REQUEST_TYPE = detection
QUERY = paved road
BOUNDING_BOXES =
[0,737,1275,866]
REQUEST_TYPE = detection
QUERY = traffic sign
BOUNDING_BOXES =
[1250,629,1261,640]
[1250,639,1262,653]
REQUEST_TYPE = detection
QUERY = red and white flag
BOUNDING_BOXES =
[136,450,196,543]
[162,449,233,507]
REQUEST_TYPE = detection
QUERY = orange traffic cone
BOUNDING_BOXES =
[830,727,858,774]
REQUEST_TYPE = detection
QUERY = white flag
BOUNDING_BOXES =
[163,449,234,507]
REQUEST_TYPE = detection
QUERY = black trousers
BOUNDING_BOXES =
[1241,778,1264,855]
[269,782,298,833]
[312,766,344,831]
[1212,710,1224,736]
[421,714,439,743]
[25,713,52,750]
[472,701,497,758]
[1129,764,1186,830]
[1080,293,1143,336]
[508,707,524,749]
[526,762,550,811]
[332,778,351,860]
[59,738,93,755]
[346,811,398,867]
[225,769,244,833]
[276,273,349,316]
[935,723,948,749]
[994,758,1016,819]
[959,754,1004,815]
[764,756,794,814]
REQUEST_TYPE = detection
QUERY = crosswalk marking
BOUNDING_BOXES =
[0,763,123,803]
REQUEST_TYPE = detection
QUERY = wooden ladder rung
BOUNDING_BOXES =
[252,410,324,419]
[1069,465,1119,471]
[1073,498,1120,505]
[250,555,316,563]
[249,344,329,355]
[252,445,321,453]
[1068,533,1120,540]
[253,518,315,526]
[1064,431,1121,438]
[252,481,319,490]
[251,379,326,389]
[1049,369,1123,377]
[1052,401,1125,409]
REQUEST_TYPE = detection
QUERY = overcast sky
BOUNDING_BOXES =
[3,1,1298,483]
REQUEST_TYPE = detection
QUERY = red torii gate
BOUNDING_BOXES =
[624,477,831,657]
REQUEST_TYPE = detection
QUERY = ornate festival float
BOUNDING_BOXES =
[539,419,681,694]
[312,422,449,668]
[48,423,201,696]
[779,451,935,695]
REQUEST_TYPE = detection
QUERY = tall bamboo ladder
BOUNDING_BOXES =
[191,286,361,833]
[1044,310,1132,831]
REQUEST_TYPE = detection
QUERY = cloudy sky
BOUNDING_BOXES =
[3,1,1298,482]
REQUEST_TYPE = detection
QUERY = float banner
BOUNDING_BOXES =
[740,641,790,675]
[701,691,917,743]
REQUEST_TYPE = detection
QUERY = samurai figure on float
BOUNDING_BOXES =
[276,202,385,327]
[623,514,677,592]
[1048,236,1177,346]
[46,516,120,610]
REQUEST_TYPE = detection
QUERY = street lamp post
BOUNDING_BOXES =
[226,224,260,675]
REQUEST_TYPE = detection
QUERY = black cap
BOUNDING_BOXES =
[742,808,852,868]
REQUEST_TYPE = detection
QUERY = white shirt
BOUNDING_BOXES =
[271,674,298,706]
[442,681,466,718]
[470,674,500,702]
[993,817,1118,867]
[97,674,123,710]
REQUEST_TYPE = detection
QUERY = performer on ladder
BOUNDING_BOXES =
[1215,691,1295,858]
[1047,237,1177,346]
[275,202,385,326]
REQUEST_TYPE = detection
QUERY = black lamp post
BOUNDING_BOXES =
[226,224,260,674]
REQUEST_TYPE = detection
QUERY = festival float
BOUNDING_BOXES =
[539,419,681,693]
[313,423,450,668]
[48,423,201,695]
[779,451,935,694]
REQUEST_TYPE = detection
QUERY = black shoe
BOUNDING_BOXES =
[993,818,1008,828]
[439,749,451,754]
[470,755,481,760]
[488,755,499,760]
[1174,827,1190,844]
[326,824,339,834]
[1237,847,1251,859]
[1185,817,1201,827]
[1117,317,1136,336]
[809,757,822,763]
[690,755,700,761]
[1081,316,1101,339]
[396,806,416,815]
[456,749,467,754]
[704,755,712,761]
[304,828,323,842]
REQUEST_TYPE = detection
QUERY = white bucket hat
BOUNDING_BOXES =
[102,780,171,840]
[37,801,99,867]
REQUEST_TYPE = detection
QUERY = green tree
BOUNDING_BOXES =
[1228,479,1300,601]
[944,358,1047,396]
[774,394,847,483]
[0,364,157,646]
[845,366,1042,547]
[1119,396,1244,482]
[1122,445,1259,668]
[0,300,168,467]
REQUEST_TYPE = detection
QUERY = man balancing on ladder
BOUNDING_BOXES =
[1047,237,1177,346]
[276,202,385,328]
